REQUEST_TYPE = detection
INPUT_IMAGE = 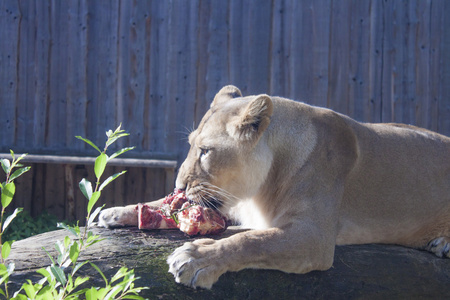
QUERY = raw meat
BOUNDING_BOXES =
[136,190,227,236]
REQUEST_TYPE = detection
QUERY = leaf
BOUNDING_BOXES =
[3,207,23,231]
[42,247,56,265]
[72,261,89,275]
[85,287,99,300]
[104,285,122,299]
[13,153,28,167]
[87,205,104,227]
[55,240,67,266]
[69,241,79,265]
[105,133,130,148]
[85,232,105,248]
[12,293,27,300]
[74,276,89,287]
[64,236,71,250]
[94,153,108,180]
[9,166,31,182]
[1,241,12,260]
[99,171,127,192]
[1,182,15,208]
[0,264,7,274]
[22,281,36,299]
[75,136,102,154]
[36,268,52,283]
[87,191,101,216]
[6,262,14,275]
[0,262,15,286]
[79,178,93,200]
[107,146,135,161]
[114,123,123,133]
[1,159,11,175]
[57,223,80,237]
[111,267,128,283]
[122,295,146,300]
[106,129,113,138]
[89,262,108,285]
[95,287,108,300]
[36,285,54,298]
[50,265,67,286]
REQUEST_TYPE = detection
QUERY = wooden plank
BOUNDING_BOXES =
[246,0,271,95]
[290,0,311,102]
[46,0,69,149]
[381,0,401,123]
[414,0,431,130]
[174,0,200,160]
[203,0,229,101]
[440,0,450,136]
[348,0,371,122]
[310,0,331,108]
[0,154,177,169]
[149,0,169,153]
[327,0,351,114]
[115,0,130,150]
[33,0,51,149]
[30,163,46,218]
[122,1,147,150]
[15,1,37,149]
[0,0,20,148]
[85,1,120,148]
[43,164,65,219]
[142,1,153,152]
[193,0,212,124]
[229,0,247,93]
[269,0,289,97]
[403,0,418,125]
[64,164,76,221]
[66,0,89,150]
[164,0,195,156]
[428,0,443,133]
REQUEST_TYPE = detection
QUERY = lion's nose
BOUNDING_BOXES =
[175,179,187,191]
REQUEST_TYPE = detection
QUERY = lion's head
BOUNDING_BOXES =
[176,86,274,211]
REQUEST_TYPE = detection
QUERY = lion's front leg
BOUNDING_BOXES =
[98,198,165,228]
[167,226,336,289]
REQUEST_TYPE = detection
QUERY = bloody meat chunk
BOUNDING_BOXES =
[136,189,228,236]
[136,203,177,230]
[177,202,228,235]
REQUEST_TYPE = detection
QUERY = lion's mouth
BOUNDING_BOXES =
[186,188,223,211]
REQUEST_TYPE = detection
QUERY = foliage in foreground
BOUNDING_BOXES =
[0,125,148,299]
[2,210,70,242]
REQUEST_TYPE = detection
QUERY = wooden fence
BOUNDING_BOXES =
[0,0,449,222]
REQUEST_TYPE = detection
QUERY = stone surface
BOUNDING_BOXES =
[7,226,450,299]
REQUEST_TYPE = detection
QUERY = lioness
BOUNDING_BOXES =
[99,85,450,289]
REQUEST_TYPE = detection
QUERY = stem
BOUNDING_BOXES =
[1,203,7,298]
[0,208,4,250]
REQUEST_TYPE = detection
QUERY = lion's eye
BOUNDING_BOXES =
[200,148,209,158]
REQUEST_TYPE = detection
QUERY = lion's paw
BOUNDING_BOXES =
[98,206,138,228]
[167,239,224,289]
[425,237,450,258]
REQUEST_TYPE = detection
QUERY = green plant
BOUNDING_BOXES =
[2,211,72,242]
[1,126,148,299]
[0,151,31,298]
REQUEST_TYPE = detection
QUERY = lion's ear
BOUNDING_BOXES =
[231,94,273,141]
[211,85,242,108]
